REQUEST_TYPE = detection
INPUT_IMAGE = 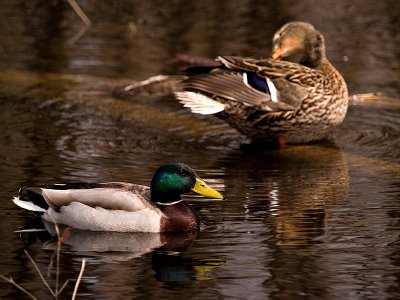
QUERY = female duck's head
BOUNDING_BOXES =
[150,163,223,204]
[271,21,326,68]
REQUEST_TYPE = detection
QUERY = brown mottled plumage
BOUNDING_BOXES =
[175,22,348,144]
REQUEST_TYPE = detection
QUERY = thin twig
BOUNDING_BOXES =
[71,259,86,300]
[46,216,62,296]
[67,26,90,46]
[66,0,92,26]
[45,216,57,277]
[24,250,56,297]
[47,251,55,277]
[4,215,85,299]
[57,279,70,296]
[0,274,38,300]
[52,218,61,239]
[66,0,92,45]
[56,231,61,296]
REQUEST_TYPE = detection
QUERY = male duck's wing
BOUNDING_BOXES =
[34,182,155,212]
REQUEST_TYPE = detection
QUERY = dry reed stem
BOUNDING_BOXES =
[0,274,38,300]
[66,0,92,26]
[71,259,86,300]
[66,0,92,45]
[24,250,56,297]
[1,214,86,299]
[58,279,71,296]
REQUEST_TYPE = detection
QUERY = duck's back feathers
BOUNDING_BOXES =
[217,55,324,86]
[17,183,153,212]
[45,183,153,212]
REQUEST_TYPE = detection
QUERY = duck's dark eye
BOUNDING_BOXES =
[177,169,188,177]
[273,32,282,44]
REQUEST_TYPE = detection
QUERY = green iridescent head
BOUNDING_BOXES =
[150,163,223,203]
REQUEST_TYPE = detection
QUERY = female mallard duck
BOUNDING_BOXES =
[175,21,348,144]
[13,163,223,232]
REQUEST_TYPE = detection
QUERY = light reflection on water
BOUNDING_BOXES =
[0,0,399,299]
[1,93,399,298]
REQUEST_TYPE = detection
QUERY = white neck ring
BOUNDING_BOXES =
[154,200,182,206]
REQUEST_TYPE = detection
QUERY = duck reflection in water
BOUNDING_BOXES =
[220,144,349,247]
[152,251,225,286]
[18,220,224,286]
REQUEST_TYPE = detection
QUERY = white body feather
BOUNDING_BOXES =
[43,202,162,232]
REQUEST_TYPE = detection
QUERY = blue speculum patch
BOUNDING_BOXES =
[245,72,270,94]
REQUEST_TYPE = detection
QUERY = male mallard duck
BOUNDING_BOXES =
[13,163,223,232]
[175,21,348,144]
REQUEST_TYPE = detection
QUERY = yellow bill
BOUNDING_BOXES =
[191,178,223,199]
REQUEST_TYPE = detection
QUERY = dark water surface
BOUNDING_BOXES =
[0,1,399,299]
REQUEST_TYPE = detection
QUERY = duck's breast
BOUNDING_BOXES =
[158,202,200,232]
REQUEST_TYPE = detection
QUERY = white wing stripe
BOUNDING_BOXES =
[266,78,278,102]
[175,91,225,115]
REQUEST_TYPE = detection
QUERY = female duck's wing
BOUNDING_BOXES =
[176,56,317,115]
[217,56,322,109]
[176,70,296,114]
[175,70,276,115]
[18,182,155,212]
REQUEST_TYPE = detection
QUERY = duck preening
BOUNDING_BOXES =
[147,21,348,144]
[13,163,223,232]
[175,22,348,144]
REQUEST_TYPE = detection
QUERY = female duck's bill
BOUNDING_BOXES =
[12,163,223,233]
